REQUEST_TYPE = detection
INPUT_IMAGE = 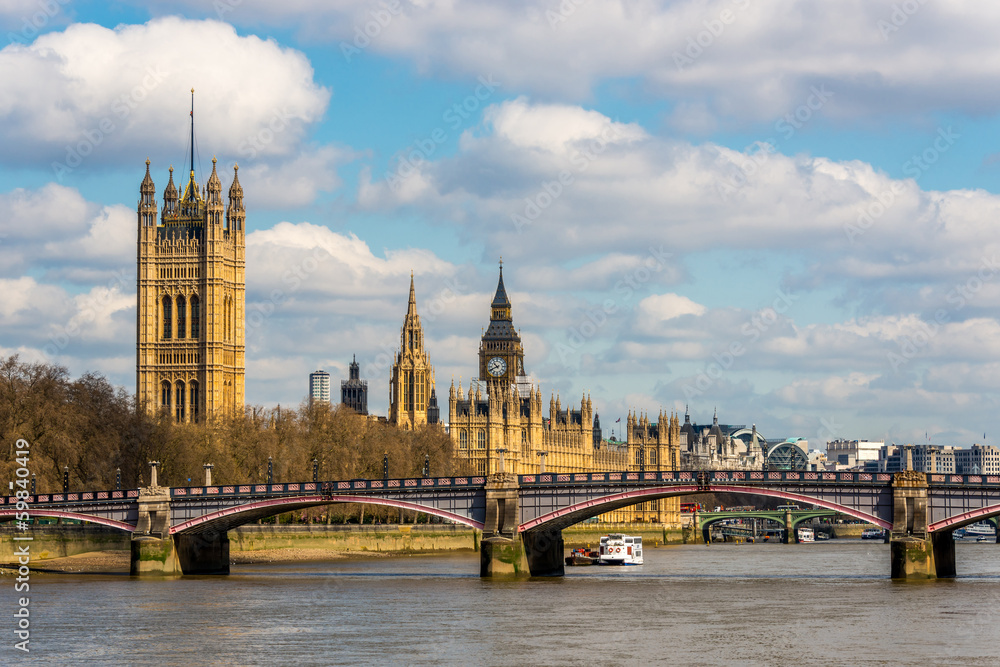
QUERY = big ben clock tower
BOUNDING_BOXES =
[479,260,525,390]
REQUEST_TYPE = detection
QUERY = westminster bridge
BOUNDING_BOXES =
[3,468,999,579]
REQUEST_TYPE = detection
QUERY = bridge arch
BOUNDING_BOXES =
[519,485,891,533]
[929,504,1000,533]
[0,509,135,533]
[171,495,485,535]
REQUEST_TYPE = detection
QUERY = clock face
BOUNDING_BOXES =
[487,356,507,377]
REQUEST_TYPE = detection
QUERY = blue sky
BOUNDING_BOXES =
[5,0,1000,448]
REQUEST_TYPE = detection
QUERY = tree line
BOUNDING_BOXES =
[0,355,462,522]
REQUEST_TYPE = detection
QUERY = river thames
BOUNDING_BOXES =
[14,540,1000,665]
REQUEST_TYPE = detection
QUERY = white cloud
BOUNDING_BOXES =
[0,16,329,169]
[153,0,1000,124]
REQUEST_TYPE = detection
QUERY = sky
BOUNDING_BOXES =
[4,0,1000,449]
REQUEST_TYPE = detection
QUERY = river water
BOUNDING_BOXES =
[11,540,1000,666]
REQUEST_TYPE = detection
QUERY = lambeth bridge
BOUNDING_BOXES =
[4,468,1000,579]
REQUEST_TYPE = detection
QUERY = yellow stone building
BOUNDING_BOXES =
[388,274,438,429]
[446,264,682,525]
[136,151,246,420]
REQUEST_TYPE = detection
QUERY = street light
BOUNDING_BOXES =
[312,458,319,483]
[63,466,69,493]
[423,454,430,478]
[267,456,273,484]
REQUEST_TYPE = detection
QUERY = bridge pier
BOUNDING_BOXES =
[130,488,180,576]
[479,473,565,578]
[889,471,953,579]
[480,473,529,578]
[175,531,230,575]
[784,510,794,544]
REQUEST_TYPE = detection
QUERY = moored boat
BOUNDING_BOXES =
[964,522,995,538]
[565,548,599,566]
[797,527,815,543]
[598,534,643,565]
[861,528,885,540]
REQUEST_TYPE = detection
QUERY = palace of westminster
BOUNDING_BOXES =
[134,119,772,524]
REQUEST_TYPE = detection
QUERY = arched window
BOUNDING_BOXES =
[176,295,186,339]
[478,430,486,449]
[459,431,468,449]
[162,296,172,339]
[161,381,171,410]
[190,295,200,339]
[175,381,186,422]
[189,381,199,423]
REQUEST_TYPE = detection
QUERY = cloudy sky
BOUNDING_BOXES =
[4,0,1000,448]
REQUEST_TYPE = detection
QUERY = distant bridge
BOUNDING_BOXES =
[693,508,842,543]
[3,469,998,579]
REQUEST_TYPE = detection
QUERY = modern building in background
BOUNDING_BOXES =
[136,106,246,422]
[340,357,368,415]
[955,444,1000,474]
[309,370,331,405]
[826,439,884,467]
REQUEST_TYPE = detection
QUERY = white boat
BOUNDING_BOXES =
[861,528,885,540]
[797,527,815,543]
[598,534,643,565]
[964,522,995,538]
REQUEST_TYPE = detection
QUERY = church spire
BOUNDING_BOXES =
[407,271,417,318]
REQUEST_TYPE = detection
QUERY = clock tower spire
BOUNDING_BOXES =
[480,259,525,387]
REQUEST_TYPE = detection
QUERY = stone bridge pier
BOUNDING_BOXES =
[479,474,564,578]
[130,487,229,577]
[890,471,955,579]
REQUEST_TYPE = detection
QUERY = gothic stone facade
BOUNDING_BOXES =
[448,265,682,525]
[388,274,437,429]
[136,159,246,420]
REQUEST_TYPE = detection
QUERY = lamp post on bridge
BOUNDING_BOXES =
[115,468,121,491]
[63,466,69,493]
[267,456,273,485]
[383,452,389,481]
[30,473,35,495]
[312,458,319,483]
[423,454,430,479]
[537,450,548,474]
[148,461,160,488]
